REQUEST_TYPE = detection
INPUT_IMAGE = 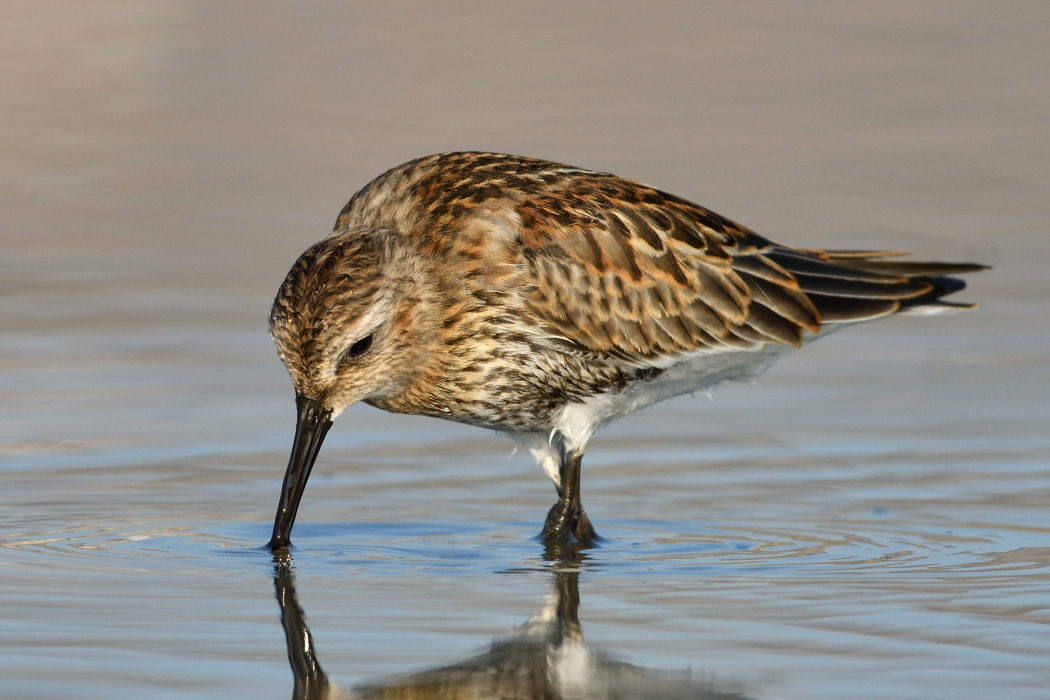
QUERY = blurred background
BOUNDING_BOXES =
[1,3,1048,699]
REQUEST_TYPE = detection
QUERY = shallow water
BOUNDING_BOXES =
[2,3,1049,699]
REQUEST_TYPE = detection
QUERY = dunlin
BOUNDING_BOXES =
[266,152,984,550]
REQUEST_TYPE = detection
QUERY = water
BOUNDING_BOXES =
[2,2,1049,698]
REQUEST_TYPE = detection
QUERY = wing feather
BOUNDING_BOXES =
[790,272,931,299]
[746,276,821,332]
[468,156,985,363]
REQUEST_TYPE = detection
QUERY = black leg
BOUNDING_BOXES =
[573,507,597,542]
[539,437,598,543]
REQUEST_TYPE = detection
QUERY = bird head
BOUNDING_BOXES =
[266,227,438,549]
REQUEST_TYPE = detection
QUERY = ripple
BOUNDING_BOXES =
[0,524,261,573]
[6,514,1047,584]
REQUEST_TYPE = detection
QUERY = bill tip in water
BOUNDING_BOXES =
[267,535,291,552]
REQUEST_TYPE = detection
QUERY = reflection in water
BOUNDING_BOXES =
[273,548,753,700]
[275,555,335,699]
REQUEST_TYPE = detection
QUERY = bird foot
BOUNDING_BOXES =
[539,501,599,543]
[572,509,597,542]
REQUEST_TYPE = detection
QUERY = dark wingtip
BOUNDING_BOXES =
[830,259,990,277]
[929,275,967,296]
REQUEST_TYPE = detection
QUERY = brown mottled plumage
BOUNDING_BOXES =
[266,152,985,550]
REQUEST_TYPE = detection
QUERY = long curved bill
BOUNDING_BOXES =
[268,395,333,551]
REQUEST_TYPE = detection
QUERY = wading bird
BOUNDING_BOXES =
[266,152,983,550]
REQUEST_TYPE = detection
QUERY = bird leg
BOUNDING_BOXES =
[540,438,598,543]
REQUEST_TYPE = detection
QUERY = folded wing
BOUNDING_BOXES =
[514,174,984,363]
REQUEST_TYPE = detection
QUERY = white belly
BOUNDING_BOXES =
[515,340,798,487]
[557,342,794,448]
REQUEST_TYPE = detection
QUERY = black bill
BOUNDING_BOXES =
[268,395,333,551]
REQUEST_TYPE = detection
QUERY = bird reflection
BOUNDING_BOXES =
[272,545,753,700]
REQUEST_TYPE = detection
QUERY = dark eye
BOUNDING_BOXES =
[344,334,373,360]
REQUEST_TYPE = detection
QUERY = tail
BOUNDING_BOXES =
[764,247,988,325]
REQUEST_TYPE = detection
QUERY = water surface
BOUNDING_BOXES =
[2,3,1049,699]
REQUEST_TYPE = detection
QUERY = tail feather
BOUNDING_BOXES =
[766,250,907,283]
[825,259,988,277]
[759,246,986,326]
[792,272,931,300]
[804,295,901,323]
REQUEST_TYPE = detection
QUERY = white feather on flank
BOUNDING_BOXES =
[507,341,797,488]
[514,432,563,488]
[512,317,881,486]
[555,341,796,454]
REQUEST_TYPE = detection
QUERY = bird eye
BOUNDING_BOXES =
[343,334,374,361]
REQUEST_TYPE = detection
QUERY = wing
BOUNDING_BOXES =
[513,173,982,363]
